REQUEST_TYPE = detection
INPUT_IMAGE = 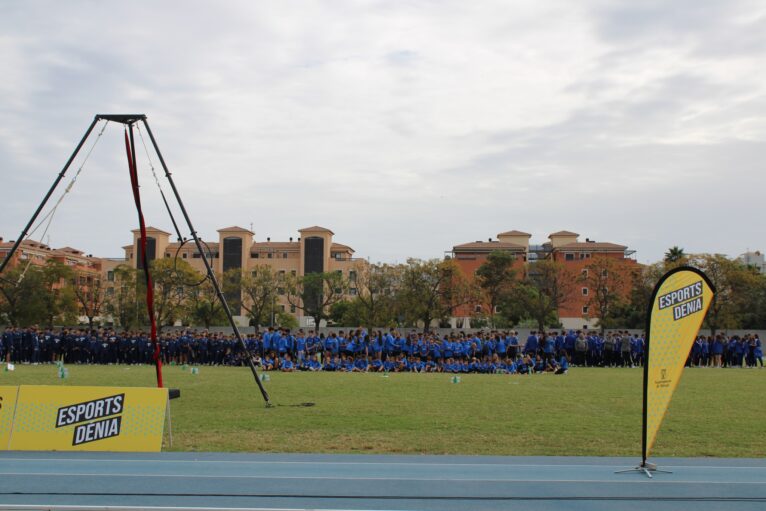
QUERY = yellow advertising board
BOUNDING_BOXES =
[8,385,167,452]
[643,267,715,463]
[0,386,19,449]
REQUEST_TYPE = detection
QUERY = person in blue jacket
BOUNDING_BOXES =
[280,354,295,372]
[524,331,538,356]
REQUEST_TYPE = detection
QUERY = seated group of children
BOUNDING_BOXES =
[254,353,569,374]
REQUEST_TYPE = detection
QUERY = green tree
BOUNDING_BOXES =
[106,264,143,329]
[239,265,279,327]
[664,246,687,266]
[41,261,78,327]
[330,298,367,326]
[475,250,517,324]
[609,263,663,329]
[146,258,196,332]
[286,271,349,329]
[582,257,627,333]
[354,263,401,328]
[221,268,242,316]
[275,310,298,329]
[690,254,759,334]
[185,275,229,328]
[504,259,574,331]
[740,270,766,329]
[0,266,48,327]
[397,258,476,332]
[70,270,108,330]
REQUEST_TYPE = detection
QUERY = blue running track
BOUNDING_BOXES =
[1,452,764,511]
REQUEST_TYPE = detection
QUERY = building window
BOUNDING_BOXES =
[291,270,296,277]
[279,270,285,279]
[493,305,499,313]
[165,253,170,258]
[267,253,272,259]
[192,253,201,259]
[565,253,574,261]
[282,252,288,259]
[582,287,589,296]
[251,270,257,277]
[106,287,114,297]
[290,305,296,313]
[602,269,608,277]
[582,306,589,315]
[278,287,285,295]
[349,270,357,282]
[280,305,286,312]
[336,270,342,276]
[350,288,357,296]
[107,271,114,282]
[252,253,259,258]
[581,269,588,278]
[334,287,342,294]
[182,252,187,259]
[474,305,482,313]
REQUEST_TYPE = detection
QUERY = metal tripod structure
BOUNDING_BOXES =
[0,114,271,405]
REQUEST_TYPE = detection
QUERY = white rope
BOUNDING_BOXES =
[16,120,108,284]
[135,124,164,197]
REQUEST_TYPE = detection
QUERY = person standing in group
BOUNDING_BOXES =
[753,334,763,368]
[620,331,633,368]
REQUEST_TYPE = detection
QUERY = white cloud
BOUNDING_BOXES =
[0,0,764,264]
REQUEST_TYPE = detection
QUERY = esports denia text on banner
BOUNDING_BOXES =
[643,266,715,463]
[6,385,167,451]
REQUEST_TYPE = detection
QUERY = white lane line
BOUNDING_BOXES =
[0,506,381,511]
[0,459,763,470]
[0,472,764,484]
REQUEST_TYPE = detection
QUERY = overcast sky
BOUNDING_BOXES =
[1,1,765,264]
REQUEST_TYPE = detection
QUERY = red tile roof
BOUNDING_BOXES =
[497,230,531,237]
[331,243,354,253]
[217,226,254,234]
[299,226,334,234]
[130,226,171,235]
[549,230,579,237]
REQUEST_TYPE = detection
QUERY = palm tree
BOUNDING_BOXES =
[664,246,686,264]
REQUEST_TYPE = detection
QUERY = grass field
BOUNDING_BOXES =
[2,364,763,457]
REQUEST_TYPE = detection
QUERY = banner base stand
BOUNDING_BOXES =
[615,461,672,479]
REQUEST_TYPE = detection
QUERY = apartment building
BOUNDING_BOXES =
[450,230,638,329]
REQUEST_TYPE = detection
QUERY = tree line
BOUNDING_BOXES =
[1,248,764,333]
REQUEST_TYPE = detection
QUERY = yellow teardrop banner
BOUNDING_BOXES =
[643,266,715,462]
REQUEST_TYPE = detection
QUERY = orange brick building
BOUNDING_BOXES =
[449,230,638,329]
[0,237,105,321]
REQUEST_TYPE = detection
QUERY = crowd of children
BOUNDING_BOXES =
[1,326,762,373]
